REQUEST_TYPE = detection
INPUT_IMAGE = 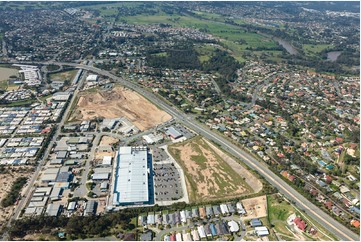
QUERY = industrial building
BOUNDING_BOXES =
[86,74,99,82]
[165,126,183,140]
[112,147,154,206]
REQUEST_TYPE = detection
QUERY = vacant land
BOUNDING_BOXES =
[49,70,78,82]
[242,195,268,220]
[69,86,172,131]
[205,139,262,193]
[168,136,252,203]
[0,67,18,90]
[95,136,119,160]
[0,168,30,230]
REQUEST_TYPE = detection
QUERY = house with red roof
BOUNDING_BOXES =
[324,175,332,184]
[324,201,333,210]
[170,234,176,241]
[309,188,318,196]
[335,137,343,143]
[350,219,360,228]
[293,217,307,232]
[280,171,296,182]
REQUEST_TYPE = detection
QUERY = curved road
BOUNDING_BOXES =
[12,61,360,241]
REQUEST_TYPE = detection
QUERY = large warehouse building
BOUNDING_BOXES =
[112,147,154,206]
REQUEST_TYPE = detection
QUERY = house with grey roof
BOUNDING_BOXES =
[162,213,169,225]
[212,205,221,217]
[227,203,236,214]
[206,206,214,217]
[192,208,199,218]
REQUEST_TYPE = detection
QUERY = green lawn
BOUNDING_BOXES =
[0,99,35,107]
[191,11,226,23]
[0,80,8,90]
[152,52,168,57]
[303,44,332,56]
[268,194,296,221]
[120,13,276,51]
[194,44,219,63]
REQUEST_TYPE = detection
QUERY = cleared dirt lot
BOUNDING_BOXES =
[168,136,252,203]
[95,136,119,160]
[69,86,172,131]
[241,195,268,220]
[49,70,78,82]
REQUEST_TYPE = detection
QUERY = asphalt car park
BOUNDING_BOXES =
[152,147,169,162]
[153,163,183,201]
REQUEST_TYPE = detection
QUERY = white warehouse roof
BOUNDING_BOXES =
[113,147,149,205]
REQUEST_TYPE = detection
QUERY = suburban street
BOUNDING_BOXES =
[5,60,359,241]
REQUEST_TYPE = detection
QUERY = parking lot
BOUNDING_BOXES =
[152,147,169,162]
[173,124,195,139]
[153,163,183,201]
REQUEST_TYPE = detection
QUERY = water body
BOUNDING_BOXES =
[274,38,298,55]
[327,51,342,62]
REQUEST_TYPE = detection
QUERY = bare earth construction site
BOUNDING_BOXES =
[69,86,172,131]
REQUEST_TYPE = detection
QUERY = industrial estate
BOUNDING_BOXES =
[0,1,359,241]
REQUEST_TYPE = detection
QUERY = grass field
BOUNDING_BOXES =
[49,70,78,82]
[194,44,220,63]
[0,80,7,90]
[303,44,332,56]
[0,99,34,107]
[78,2,280,63]
[168,136,251,203]
[267,194,298,239]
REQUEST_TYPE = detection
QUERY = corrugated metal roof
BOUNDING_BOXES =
[113,147,149,205]
[166,126,182,138]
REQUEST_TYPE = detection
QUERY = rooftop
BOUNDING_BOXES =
[113,147,150,205]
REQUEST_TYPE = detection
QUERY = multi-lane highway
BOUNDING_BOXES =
[5,61,359,241]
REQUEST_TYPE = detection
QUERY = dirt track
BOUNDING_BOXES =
[70,86,172,131]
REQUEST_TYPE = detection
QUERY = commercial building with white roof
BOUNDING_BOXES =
[86,74,99,82]
[112,146,154,206]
